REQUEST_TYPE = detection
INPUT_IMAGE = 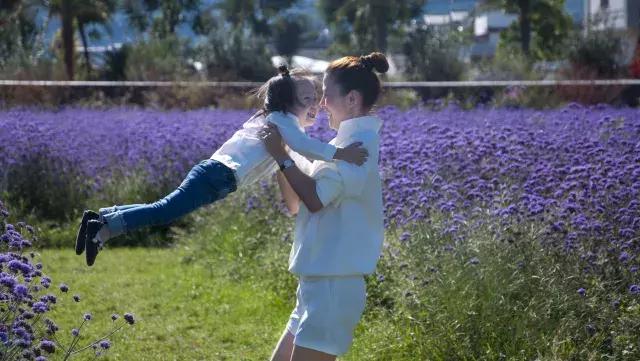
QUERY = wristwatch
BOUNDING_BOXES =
[279,159,296,171]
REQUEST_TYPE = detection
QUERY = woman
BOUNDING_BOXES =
[261,52,388,361]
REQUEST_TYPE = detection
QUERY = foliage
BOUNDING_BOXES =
[566,28,625,78]
[0,0,40,69]
[486,0,572,59]
[318,0,425,54]
[124,36,191,81]
[47,0,118,80]
[122,0,201,38]
[402,25,466,101]
[272,16,303,60]
[196,25,275,81]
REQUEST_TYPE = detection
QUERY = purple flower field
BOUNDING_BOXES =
[0,105,638,279]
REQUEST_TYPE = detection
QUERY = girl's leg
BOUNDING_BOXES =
[290,345,336,361]
[101,160,236,239]
[98,204,145,218]
[269,329,295,361]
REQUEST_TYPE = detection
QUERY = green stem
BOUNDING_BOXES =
[70,322,125,355]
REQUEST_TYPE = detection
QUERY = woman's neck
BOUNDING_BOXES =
[345,109,370,121]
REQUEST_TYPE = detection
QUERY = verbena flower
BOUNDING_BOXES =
[577,288,586,296]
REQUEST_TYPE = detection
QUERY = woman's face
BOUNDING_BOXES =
[320,74,349,130]
[292,78,319,128]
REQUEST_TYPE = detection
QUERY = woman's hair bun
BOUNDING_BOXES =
[360,52,389,74]
[278,65,290,77]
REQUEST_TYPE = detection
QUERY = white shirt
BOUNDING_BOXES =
[288,115,384,276]
[211,111,337,187]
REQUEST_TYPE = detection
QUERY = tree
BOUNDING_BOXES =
[403,25,466,100]
[318,0,425,54]
[0,0,39,67]
[213,0,297,36]
[47,0,117,79]
[122,0,201,38]
[272,16,303,61]
[484,0,572,59]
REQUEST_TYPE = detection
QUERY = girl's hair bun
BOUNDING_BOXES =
[360,52,389,74]
[278,65,290,77]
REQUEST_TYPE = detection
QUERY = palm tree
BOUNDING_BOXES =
[47,0,116,79]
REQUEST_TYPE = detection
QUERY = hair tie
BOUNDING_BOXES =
[278,65,290,77]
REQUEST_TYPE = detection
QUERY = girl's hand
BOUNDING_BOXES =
[259,123,287,160]
[334,142,369,165]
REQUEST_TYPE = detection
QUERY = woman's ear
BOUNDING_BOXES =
[347,90,363,110]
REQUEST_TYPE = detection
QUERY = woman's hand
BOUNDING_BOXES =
[259,123,288,161]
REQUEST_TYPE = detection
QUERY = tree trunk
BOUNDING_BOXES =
[518,0,531,55]
[78,21,92,76]
[61,0,75,80]
[374,4,388,53]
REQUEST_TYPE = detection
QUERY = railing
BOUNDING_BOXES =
[1,79,640,88]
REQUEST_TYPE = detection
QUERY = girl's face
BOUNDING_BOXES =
[292,78,319,128]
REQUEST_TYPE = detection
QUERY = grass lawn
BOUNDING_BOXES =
[40,247,295,361]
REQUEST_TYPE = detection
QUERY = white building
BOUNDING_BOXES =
[583,0,640,63]
[583,0,640,30]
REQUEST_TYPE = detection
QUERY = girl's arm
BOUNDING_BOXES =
[276,170,300,215]
[267,113,367,165]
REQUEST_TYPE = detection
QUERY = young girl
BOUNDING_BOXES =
[75,66,368,267]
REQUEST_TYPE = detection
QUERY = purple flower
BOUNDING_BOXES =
[124,313,135,325]
[73,294,80,302]
[630,285,640,295]
[111,313,119,321]
[13,284,28,298]
[83,313,92,321]
[32,302,48,314]
[0,275,17,288]
[99,339,111,349]
[577,288,586,297]
[71,328,79,337]
[59,283,68,293]
[611,299,621,309]
[619,252,631,263]
[39,339,55,353]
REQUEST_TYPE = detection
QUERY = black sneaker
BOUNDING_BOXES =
[85,220,104,267]
[75,210,100,255]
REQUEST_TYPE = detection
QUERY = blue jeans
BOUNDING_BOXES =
[100,159,237,238]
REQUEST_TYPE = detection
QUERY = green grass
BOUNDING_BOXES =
[41,247,293,360]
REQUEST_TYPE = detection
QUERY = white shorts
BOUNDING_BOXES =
[286,275,366,356]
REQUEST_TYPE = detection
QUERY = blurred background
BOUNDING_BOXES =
[1,0,639,108]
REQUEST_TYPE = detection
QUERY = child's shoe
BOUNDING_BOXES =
[75,210,100,255]
[85,220,104,266]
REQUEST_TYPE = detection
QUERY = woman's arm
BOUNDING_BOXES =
[272,151,324,213]
[276,170,300,215]
[261,124,324,213]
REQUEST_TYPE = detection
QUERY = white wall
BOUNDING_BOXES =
[585,0,628,29]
